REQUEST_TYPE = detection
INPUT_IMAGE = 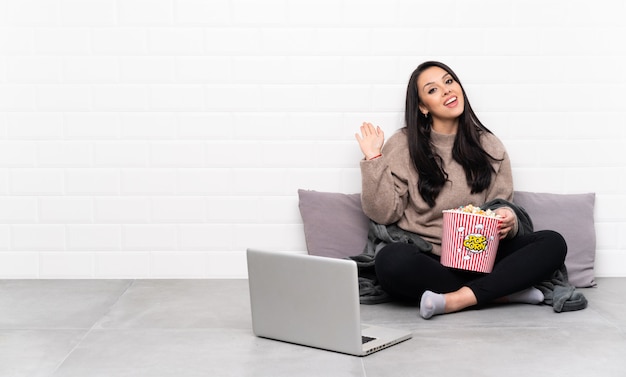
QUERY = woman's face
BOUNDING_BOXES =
[417,66,465,122]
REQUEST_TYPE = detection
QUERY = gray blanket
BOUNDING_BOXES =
[348,199,587,312]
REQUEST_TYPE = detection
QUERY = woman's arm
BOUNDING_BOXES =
[356,125,410,225]
[479,131,518,239]
[486,150,519,238]
[485,149,514,203]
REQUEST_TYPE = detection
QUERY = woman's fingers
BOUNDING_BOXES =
[360,122,374,137]
[356,122,384,159]
[495,208,515,239]
[357,122,375,141]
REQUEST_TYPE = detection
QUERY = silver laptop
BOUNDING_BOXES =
[246,248,412,356]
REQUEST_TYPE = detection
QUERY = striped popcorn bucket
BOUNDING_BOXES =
[440,210,502,273]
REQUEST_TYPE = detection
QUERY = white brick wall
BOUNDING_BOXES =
[0,0,625,278]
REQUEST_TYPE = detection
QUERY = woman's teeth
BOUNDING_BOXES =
[445,97,457,106]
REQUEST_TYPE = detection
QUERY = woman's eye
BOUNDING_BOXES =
[445,78,453,84]
[428,87,436,94]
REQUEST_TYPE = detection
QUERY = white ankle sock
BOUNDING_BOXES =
[506,287,544,304]
[419,290,446,319]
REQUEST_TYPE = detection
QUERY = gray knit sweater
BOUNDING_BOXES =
[360,129,514,256]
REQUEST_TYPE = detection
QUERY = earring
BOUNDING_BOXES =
[423,112,428,118]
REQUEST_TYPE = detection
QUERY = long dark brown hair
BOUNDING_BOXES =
[405,61,499,207]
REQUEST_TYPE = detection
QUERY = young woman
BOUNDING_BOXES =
[355,61,567,319]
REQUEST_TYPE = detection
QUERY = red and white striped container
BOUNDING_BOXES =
[440,210,502,273]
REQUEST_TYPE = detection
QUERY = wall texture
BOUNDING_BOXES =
[0,0,624,278]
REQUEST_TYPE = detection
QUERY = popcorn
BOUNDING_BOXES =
[449,204,502,219]
[441,204,503,273]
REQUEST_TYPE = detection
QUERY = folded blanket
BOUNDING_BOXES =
[536,264,588,312]
[350,199,588,312]
[347,221,430,304]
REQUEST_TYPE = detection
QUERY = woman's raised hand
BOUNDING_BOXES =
[355,122,385,160]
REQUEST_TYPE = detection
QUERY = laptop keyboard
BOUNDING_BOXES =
[362,336,376,344]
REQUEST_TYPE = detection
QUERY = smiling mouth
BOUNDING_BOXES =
[444,97,457,106]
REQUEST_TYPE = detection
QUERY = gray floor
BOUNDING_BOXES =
[1,278,625,377]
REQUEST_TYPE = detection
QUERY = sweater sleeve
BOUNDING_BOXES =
[483,138,517,237]
[359,132,410,225]
[483,135,514,203]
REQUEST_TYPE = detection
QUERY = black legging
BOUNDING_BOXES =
[375,230,567,305]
